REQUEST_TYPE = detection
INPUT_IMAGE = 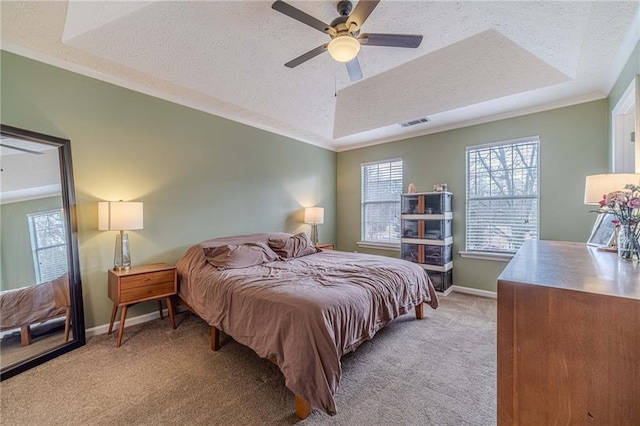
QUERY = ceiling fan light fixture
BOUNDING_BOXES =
[328,34,360,62]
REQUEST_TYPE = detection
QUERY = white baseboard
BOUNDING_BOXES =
[86,306,187,338]
[451,285,497,299]
[439,286,454,296]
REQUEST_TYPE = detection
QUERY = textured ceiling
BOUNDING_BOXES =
[1,1,639,151]
[0,138,60,204]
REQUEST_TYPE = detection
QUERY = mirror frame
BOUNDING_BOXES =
[0,124,85,380]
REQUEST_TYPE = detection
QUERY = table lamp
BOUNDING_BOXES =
[98,201,143,271]
[304,207,324,246]
[584,174,640,248]
[584,173,640,204]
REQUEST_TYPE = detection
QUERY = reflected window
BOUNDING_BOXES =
[27,209,67,283]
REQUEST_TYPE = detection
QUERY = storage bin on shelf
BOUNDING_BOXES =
[401,241,453,265]
[401,217,452,240]
[401,192,452,215]
[426,269,453,293]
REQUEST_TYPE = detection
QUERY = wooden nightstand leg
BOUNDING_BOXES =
[157,300,164,320]
[166,296,176,329]
[116,305,128,348]
[108,304,118,335]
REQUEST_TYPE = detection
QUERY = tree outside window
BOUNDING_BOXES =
[466,138,540,253]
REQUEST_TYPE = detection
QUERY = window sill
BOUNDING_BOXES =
[458,251,514,262]
[356,242,401,252]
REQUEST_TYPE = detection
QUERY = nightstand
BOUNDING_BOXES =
[316,244,334,250]
[107,263,177,347]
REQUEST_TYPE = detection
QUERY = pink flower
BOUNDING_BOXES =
[627,197,640,209]
[592,185,640,228]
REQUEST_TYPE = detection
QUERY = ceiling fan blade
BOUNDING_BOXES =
[285,44,329,68]
[347,0,381,29]
[359,33,423,48]
[346,57,363,82]
[272,1,330,33]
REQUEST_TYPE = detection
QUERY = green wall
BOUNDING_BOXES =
[1,51,336,328]
[1,196,63,290]
[336,100,608,292]
[608,41,639,118]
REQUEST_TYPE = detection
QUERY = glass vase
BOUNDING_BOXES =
[617,224,640,261]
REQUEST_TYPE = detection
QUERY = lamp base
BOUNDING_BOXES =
[310,224,319,246]
[114,231,132,271]
[113,266,131,272]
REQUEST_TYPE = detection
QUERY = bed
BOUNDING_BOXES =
[177,232,438,418]
[0,273,71,346]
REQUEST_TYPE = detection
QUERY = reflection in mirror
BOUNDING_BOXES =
[0,125,85,380]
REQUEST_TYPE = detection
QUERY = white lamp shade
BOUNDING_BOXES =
[327,35,360,62]
[304,207,324,224]
[98,201,144,231]
[584,174,640,204]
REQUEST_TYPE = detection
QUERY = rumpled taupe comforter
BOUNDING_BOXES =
[0,275,67,331]
[177,233,438,415]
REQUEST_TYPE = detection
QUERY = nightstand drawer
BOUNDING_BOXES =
[120,270,174,290]
[120,281,175,303]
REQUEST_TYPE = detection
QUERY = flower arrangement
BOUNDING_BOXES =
[593,183,640,259]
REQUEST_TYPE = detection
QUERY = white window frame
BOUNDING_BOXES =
[27,209,68,283]
[461,136,540,260]
[357,158,403,250]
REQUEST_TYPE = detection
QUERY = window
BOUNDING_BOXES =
[466,137,539,254]
[360,159,403,245]
[28,209,67,283]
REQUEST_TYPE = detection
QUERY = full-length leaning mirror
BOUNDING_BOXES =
[0,124,85,380]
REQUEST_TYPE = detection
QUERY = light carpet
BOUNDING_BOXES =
[1,320,70,368]
[0,292,496,425]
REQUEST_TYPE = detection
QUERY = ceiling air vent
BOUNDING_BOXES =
[399,117,430,128]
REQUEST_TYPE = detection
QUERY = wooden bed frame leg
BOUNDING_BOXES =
[20,325,32,346]
[63,308,71,342]
[295,395,311,419]
[210,326,221,351]
[415,303,424,319]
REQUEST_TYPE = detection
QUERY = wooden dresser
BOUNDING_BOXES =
[497,240,639,425]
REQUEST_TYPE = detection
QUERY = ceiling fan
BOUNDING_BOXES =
[272,0,423,82]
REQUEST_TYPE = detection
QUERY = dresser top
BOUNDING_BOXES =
[498,240,640,300]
